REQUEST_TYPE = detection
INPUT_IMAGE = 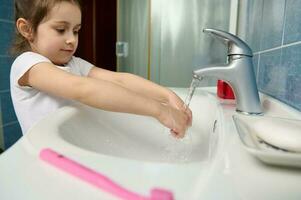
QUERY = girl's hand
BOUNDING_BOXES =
[166,91,192,127]
[157,103,189,138]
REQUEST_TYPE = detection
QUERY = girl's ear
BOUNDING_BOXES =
[16,18,34,42]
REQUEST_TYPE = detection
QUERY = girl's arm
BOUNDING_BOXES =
[88,67,192,125]
[19,62,189,137]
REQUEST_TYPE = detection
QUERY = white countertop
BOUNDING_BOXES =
[1,88,301,200]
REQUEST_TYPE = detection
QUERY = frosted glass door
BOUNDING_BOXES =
[117,0,149,79]
[151,0,231,87]
[117,0,231,87]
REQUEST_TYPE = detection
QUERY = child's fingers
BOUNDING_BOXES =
[180,106,192,127]
[170,129,184,138]
[159,104,188,138]
[170,129,178,137]
[170,117,187,138]
[186,109,192,126]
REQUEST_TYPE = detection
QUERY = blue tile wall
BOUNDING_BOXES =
[0,56,13,91]
[260,0,286,50]
[0,0,13,21]
[244,0,264,52]
[0,92,18,125]
[253,54,259,78]
[283,0,301,44]
[0,0,22,150]
[244,0,301,112]
[282,44,301,110]
[0,21,14,56]
[258,49,286,99]
[3,122,22,149]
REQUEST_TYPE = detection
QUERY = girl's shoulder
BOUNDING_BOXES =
[11,51,52,79]
[12,51,51,67]
[15,51,50,61]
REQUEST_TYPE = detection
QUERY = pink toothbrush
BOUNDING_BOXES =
[40,148,174,200]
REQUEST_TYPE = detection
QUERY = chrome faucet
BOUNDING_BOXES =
[193,28,263,115]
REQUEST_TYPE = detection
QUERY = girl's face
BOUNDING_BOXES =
[30,2,81,65]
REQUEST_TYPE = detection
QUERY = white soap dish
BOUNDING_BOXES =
[233,115,301,168]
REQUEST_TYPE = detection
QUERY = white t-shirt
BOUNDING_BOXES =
[10,52,94,134]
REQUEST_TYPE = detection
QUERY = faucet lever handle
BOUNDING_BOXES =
[203,28,253,56]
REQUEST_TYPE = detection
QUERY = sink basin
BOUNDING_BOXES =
[26,88,224,163]
[4,87,301,200]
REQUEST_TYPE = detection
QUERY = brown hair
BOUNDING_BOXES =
[11,0,81,55]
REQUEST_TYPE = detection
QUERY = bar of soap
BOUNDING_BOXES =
[251,118,301,152]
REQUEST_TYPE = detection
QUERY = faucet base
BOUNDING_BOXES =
[236,109,264,116]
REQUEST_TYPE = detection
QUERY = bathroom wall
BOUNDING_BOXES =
[238,0,301,111]
[0,99,4,151]
[0,0,22,150]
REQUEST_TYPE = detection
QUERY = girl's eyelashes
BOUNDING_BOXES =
[73,29,80,35]
[54,27,80,35]
[73,26,81,35]
[55,28,66,34]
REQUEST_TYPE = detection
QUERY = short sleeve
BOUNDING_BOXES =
[10,52,51,87]
[70,56,94,76]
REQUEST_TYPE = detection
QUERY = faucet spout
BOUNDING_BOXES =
[193,64,231,81]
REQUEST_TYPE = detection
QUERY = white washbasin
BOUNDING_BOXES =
[3,87,301,200]
[26,88,224,163]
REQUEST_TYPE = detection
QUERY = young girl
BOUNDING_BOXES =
[11,0,192,138]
